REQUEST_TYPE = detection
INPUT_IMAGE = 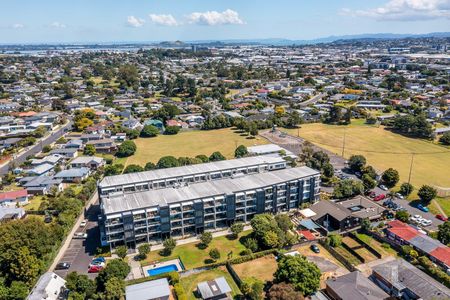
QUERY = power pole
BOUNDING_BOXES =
[408,153,415,185]
[341,128,347,157]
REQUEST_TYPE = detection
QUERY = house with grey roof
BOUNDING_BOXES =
[50,148,78,159]
[325,271,389,300]
[125,278,170,300]
[19,176,63,195]
[27,272,66,300]
[25,163,55,176]
[69,156,105,170]
[197,277,232,300]
[54,167,89,183]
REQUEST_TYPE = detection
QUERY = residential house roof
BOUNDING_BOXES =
[0,189,28,201]
[197,277,232,300]
[326,271,389,300]
[54,168,89,179]
[125,278,170,300]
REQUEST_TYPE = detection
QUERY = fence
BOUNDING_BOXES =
[348,232,382,259]
[341,241,365,264]
[319,240,356,272]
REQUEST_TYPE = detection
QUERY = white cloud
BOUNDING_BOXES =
[12,23,24,29]
[149,14,179,26]
[342,0,450,21]
[127,16,145,27]
[187,9,244,26]
[50,21,66,28]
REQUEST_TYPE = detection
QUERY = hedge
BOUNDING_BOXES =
[418,256,450,288]
[174,283,187,300]
[126,271,179,286]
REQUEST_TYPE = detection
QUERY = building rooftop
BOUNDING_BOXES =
[197,277,232,299]
[326,271,389,300]
[103,166,319,215]
[125,278,170,300]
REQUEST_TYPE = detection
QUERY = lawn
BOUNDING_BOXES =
[281,121,450,193]
[342,236,378,263]
[180,267,241,300]
[124,128,268,167]
[24,195,45,211]
[142,231,251,270]
[334,245,363,266]
[232,254,278,282]
[355,233,398,258]
[435,197,450,217]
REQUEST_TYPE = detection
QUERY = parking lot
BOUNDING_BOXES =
[54,203,101,279]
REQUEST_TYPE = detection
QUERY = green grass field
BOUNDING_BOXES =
[281,120,450,192]
[180,267,241,300]
[142,231,251,270]
[124,128,268,167]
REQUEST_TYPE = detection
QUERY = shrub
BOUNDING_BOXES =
[164,126,180,135]
[115,245,128,259]
[140,125,159,137]
[200,232,213,247]
[209,248,220,261]
[327,234,342,247]
[116,140,137,157]
[174,283,187,300]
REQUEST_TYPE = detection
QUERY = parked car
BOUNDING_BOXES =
[368,191,376,199]
[80,220,87,227]
[417,204,429,212]
[374,194,386,201]
[420,219,432,227]
[310,244,320,253]
[90,261,105,268]
[88,265,103,273]
[92,256,106,263]
[55,262,71,270]
[383,199,393,207]
[73,232,88,239]
[436,214,448,221]
[394,193,404,200]
[379,184,388,191]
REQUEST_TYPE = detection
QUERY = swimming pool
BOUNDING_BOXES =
[147,264,179,276]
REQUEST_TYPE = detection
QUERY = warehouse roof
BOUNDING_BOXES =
[102,166,319,214]
[99,155,286,189]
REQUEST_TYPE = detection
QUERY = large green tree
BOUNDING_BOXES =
[140,125,159,138]
[382,168,400,188]
[437,221,450,245]
[417,185,437,204]
[116,140,136,157]
[157,156,180,169]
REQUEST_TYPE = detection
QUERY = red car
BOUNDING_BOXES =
[368,191,376,199]
[373,194,386,201]
[88,265,103,273]
[436,214,448,221]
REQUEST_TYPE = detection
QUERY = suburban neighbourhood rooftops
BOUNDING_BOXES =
[125,278,170,300]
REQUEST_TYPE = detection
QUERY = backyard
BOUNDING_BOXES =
[232,254,278,283]
[180,267,241,300]
[342,236,378,263]
[142,231,251,270]
[355,233,398,258]
[124,128,268,167]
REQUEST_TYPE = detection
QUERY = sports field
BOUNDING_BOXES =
[124,128,268,166]
[282,120,450,191]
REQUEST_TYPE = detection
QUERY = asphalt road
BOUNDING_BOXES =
[0,120,73,175]
[54,201,101,279]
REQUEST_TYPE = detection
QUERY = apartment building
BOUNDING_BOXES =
[98,156,287,198]
[100,166,320,249]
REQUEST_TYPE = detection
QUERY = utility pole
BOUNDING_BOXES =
[341,128,347,157]
[408,153,415,185]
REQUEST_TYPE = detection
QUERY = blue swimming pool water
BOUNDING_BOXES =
[147,264,179,276]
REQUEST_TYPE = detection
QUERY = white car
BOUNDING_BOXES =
[395,193,404,199]
[80,220,87,227]
[410,215,423,223]
[379,185,388,191]
[420,219,432,227]
[73,232,88,239]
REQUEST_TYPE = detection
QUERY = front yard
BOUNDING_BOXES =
[232,254,278,283]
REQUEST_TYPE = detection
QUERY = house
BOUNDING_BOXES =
[196,277,232,300]
[69,156,105,170]
[125,278,170,300]
[80,134,103,143]
[372,258,450,300]
[50,148,79,159]
[25,163,55,176]
[27,272,66,300]
[30,154,64,166]
[86,139,116,153]
[144,119,164,131]
[64,139,83,149]
[122,118,143,130]
[325,271,389,300]
[0,189,29,207]
[0,207,25,222]
[54,167,90,183]
[19,176,63,195]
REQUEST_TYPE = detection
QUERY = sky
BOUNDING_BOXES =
[1,0,450,43]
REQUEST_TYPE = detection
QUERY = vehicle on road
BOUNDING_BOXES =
[436,214,448,221]
[90,261,105,268]
[420,219,432,227]
[73,232,88,239]
[368,191,376,198]
[310,244,320,253]
[55,262,71,270]
[410,215,423,223]
[80,220,87,227]
[92,256,106,263]
[394,193,404,200]
[379,185,388,191]
[88,265,103,273]
[417,204,429,212]
[374,194,386,201]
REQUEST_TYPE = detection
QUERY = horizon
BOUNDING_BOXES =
[1,0,450,43]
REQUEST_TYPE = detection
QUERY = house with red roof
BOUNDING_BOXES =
[0,189,29,207]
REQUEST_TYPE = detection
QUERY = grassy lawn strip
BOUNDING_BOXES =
[180,267,241,300]
[124,128,268,167]
[435,197,450,217]
[334,245,363,266]
[342,236,378,262]
[142,231,251,270]
[355,233,397,257]
[232,254,277,282]
[24,195,45,211]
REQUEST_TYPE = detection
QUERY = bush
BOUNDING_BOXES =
[234,145,248,158]
[116,140,137,157]
[327,234,342,247]
[418,256,450,288]
[418,185,437,204]
[164,126,180,135]
[241,277,264,300]
[162,238,176,256]
[230,222,244,239]
[209,248,220,261]
[174,283,187,300]
[395,210,410,223]
[156,156,180,169]
[115,245,128,259]
[123,164,144,174]
[200,232,213,247]
[140,125,159,137]
[209,151,225,161]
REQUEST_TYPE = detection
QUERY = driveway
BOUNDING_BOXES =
[389,198,444,231]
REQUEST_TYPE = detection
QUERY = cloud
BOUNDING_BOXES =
[127,16,145,27]
[187,9,244,26]
[12,23,24,29]
[342,0,450,21]
[149,14,179,26]
[49,21,66,28]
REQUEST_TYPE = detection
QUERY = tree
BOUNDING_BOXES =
[138,244,151,260]
[348,155,366,172]
[104,164,124,176]
[327,234,342,247]
[234,145,248,158]
[437,221,450,245]
[243,237,259,253]
[361,218,372,231]
[275,214,293,231]
[162,238,176,256]
[195,155,209,163]
[96,259,130,291]
[230,222,244,239]
[83,144,96,156]
[115,245,128,259]
[164,126,180,135]
[333,179,364,199]
[200,232,213,247]
[400,182,414,197]
[362,165,377,180]
[74,117,93,131]
[209,151,225,161]
[144,162,156,171]
[395,210,410,223]
[274,255,321,295]
[322,163,334,178]
[9,246,42,283]
[362,174,377,190]
[116,140,136,157]
[123,164,144,174]
[418,185,437,204]
[209,248,220,261]
[263,231,280,248]
[66,272,96,298]
[241,277,264,300]
[267,283,304,300]
[157,156,180,169]
[8,281,29,300]
[140,125,159,138]
[118,64,139,88]
[104,276,125,300]
[439,132,450,145]
[382,168,400,188]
